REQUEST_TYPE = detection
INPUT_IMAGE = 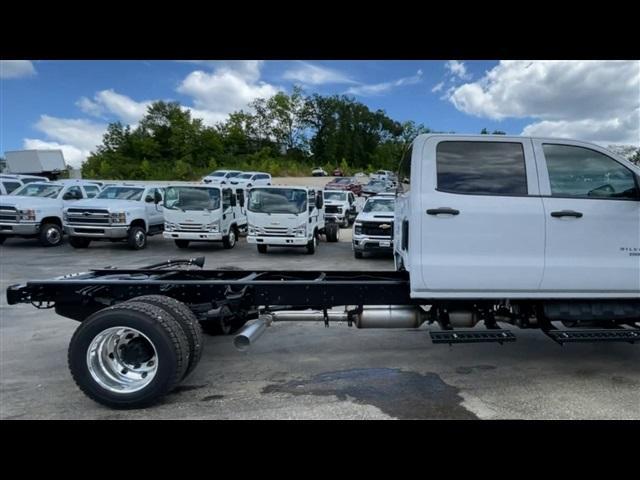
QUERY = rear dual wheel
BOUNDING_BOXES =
[68,296,203,409]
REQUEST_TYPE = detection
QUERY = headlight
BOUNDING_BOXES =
[165,222,177,231]
[354,222,362,235]
[293,225,306,237]
[248,226,256,236]
[207,221,220,232]
[110,212,126,224]
[19,209,36,221]
[63,212,69,222]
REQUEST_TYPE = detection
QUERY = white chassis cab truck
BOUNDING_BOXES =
[162,184,246,249]
[6,134,640,409]
[352,192,395,258]
[0,180,101,246]
[246,186,339,254]
[323,189,358,228]
[63,184,165,250]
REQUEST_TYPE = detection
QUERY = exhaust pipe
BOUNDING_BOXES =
[356,306,427,328]
[234,316,270,351]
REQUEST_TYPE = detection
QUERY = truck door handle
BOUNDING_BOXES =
[550,210,583,218]
[426,208,460,216]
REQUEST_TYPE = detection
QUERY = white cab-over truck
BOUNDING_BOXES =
[6,134,640,409]
[0,180,101,246]
[63,184,165,250]
[246,186,339,254]
[323,190,358,228]
[163,184,246,249]
[353,193,395,258]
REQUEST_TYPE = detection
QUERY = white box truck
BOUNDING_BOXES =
[4,150,67,179]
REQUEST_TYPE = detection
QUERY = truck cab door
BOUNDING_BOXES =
[222,188,234,233]
[416,136,545,296]
[144,188,164,228]
[532,140,640,295]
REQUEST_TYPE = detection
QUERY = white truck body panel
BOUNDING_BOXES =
[5,150,66,174]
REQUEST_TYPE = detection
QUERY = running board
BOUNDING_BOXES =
[430,329,516,344]
[544,328,640,345]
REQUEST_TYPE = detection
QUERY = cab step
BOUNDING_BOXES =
[430,329,516,344]
[544,328,640,345]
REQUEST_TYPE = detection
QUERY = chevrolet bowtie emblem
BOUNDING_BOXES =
[379,224,391,229]
[83,212,91,216]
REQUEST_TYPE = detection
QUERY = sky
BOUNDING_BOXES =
[1,60,639,168]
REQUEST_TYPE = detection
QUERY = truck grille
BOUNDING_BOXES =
[0,206,19,223]
[325,205,341,214]
[66,208,110,226]
[177,223,205,231]
[361,221,393,238]
[262,226,291,237]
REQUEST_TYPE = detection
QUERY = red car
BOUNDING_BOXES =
[324,176,362,196]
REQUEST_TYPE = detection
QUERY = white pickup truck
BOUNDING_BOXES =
[0,180,101,246]
[63,184,165,250]
[163,184,246,249]
[246,186,339,254]
[352,192,395,258]
[323,189,358,227]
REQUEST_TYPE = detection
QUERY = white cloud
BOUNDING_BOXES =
[177,67,280,123]
[446,60,640,146]
[345,70,423,96]
[1,60,36,79]
[431,81,444,93]
[77,89,152,124]
[76,96,105,117]
[445,60,471,80]
[182,60,264,82]
[282,62,355,85]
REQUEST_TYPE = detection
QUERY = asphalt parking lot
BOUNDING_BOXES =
[2,227,639,420]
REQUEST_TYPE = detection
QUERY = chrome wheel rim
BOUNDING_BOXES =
[229,230,236,246]
[46,227,61,244]
[135,230,145,247]
[87,327,158,393]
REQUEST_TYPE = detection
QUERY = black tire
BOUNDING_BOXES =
[69,236,91,249]
[306,233,317,254]
[174,239,190,249]
[126,296,203,380]
[0,235,6,245]
[39,222,63,247]
[200,305,245,336]
[68,302,189,409]
[222,226,237,249]
[257,244,267,254]
[325,223,339,242]
[354,250,363,259]
[127,225,147,250]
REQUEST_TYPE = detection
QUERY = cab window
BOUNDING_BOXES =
[2,181,22,193]
[83,185,100,198]
[222,188,233,208]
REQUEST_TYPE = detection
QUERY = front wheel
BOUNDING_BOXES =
[174,239,190,249]
[222,227,237,249]
[68,302,190,409]
[39,223,63,247]
[354,250,363,259]
[69,236,91,249]
[0,235,6,245]
[127,226,147,250]
[325,223,339,242]
[306,234,317,254]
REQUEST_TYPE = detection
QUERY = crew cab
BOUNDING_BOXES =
[246,186,339,254]
[230,171,272,188]
[323,189,358,227]
[163,184,246,249]
[0,176,24,195]
[202,170,242,185]
[353,193,395,258]
[63,184,165,250]
[0,180,101,246]
[0,174,50,184]
[362,178,394,196]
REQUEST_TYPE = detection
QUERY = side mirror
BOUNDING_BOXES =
[237,191,245,207]
[154,191,162,204]
[145,195,154,203]
[316,195,323,209]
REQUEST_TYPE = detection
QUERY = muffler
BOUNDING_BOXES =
[355,306,427,328]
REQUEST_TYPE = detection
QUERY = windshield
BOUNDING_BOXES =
[209,171,227,177]
[227,172,241,178]
[97,186,145,201]
[237,173,254,180]
[323,191,347,201]
[363,198,395,213]
[12,183,63,198]
[248,188,307,214]
[163,186,220,211]
[333,178,352,184]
